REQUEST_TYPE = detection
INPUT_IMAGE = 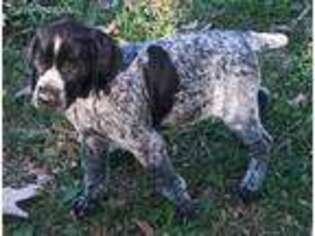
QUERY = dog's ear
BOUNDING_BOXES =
[25,33,39,66]
[143,45,180,127]
[91,30,122,93]
[25,33,41,90]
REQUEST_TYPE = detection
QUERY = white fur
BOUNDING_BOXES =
[32,66,67,110]
[54,35,62,56]
[245,31,289,51]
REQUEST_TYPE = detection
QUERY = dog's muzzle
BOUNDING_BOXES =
[35,85,61,108]
[32,67,66,111]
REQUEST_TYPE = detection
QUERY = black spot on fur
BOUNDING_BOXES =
[143,45,180,127]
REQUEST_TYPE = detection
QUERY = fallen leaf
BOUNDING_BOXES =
[14,85,32,99]
[29,165,49,176]
[135,220,154,236]
[105,21,120,36]
[180,20,199,31]
[288,93,308,107]
[28,164,53,185]
[96,21,120,37]
[36,174,53,186]
[3,184,40,218]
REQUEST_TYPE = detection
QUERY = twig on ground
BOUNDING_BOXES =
[290,0,311,29]
[14,84,32,99]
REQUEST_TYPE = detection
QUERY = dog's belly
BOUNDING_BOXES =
[158,54,259,128]
[160,65,258,128]
[160,80,217,127]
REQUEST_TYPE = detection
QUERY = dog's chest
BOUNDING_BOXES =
[65,83,149,145]
[65,96,111,136]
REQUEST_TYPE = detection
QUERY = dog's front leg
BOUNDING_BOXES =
[127,129,196,218]
[71,135,109,219]
[148,155,196,218]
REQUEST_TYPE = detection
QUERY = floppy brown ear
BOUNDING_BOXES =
[24,33,40,90]
[143,45,180,127]
[91,30,122,93]
[25,33,40,65]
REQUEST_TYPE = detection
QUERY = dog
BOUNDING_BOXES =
[27,18,288,218]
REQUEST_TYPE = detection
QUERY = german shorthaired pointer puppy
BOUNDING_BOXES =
[27,19,288,218]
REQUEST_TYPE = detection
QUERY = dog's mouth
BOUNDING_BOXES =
[38,96,59,108]
[32,92,66,112]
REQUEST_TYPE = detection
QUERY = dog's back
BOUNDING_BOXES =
[116,30,287,128]
[133,31,264,127]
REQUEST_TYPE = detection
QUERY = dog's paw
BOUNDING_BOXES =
[237,187,261,204]
[70,195,96,219]
[175,200,200,220]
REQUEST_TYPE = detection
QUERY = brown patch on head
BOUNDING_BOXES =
[143,45,180,127]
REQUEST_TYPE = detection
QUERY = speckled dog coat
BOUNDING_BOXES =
[28,19,288,218]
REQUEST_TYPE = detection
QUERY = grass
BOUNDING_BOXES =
[3,0,312,235]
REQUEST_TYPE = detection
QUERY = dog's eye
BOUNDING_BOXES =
[61,60,76,73]
[35,56,51,75]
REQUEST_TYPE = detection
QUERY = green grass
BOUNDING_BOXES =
[3,0,312,235]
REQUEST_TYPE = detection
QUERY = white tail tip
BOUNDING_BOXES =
[245,31,289,51]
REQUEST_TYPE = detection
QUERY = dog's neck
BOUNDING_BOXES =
[65,89,111,130]
[119,42,144,71]
[65,42,145,121]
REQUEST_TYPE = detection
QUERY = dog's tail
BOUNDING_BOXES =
[244,31,289,52]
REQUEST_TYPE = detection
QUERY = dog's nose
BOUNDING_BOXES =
[37,85,59,106]
[38,85,59,96]
[38,85,45,93]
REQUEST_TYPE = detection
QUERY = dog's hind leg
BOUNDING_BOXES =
[124,128,196,218]
[238,125,272,202]
[225,106,273,202]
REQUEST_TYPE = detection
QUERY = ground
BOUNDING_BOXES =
[3,0,312,235]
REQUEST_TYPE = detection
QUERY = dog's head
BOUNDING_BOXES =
[27,18,121,112]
